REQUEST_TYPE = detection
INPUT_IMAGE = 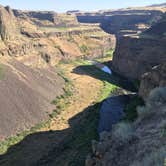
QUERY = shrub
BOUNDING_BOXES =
[137,87,166,118]
[112,122,134,142]
[130,147,166,166]
[80,44,89,54]
[147,87,166,108]
[124,96,144,121]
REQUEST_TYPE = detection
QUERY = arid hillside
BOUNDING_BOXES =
[0,4,115,140]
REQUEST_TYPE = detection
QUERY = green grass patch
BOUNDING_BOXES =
[0,64,5,80]
[105,49,114,57]
[79,44,89,54]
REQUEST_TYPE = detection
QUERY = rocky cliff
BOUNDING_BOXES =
[76,9,163,36]
[0,5,19,41]
[112,12,166,80]
[112,36,166,79]
[139,63,166,100]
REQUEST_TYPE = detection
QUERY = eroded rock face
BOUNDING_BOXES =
[77,9,163,36]
[0,5,18,41]
[13,10,58,23]
[112,36,166,79]
[112,12,166,80]
[145,12,166,37]
[139,63,166,100]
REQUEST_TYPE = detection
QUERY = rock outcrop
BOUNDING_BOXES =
[13,10,58,23]
[0,5,19,41]
[76,9,163,36]
[13,9,79,27]
[112,12,166,80]
[139,63,166,100]
[112,36,166,79]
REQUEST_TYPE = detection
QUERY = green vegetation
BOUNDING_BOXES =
[0,67,74,155]
[105,49,114,57]
[0,64,5,80]
[51,60,118,165]
[112,122,134,142]
[124,96,144,122]
[131,147,166,166]
[79,44,89,54]
[57,102,100,166]
[0,59,118,163]
[132,79,140,91]
[137,87,166,119]
[50,68,73,117]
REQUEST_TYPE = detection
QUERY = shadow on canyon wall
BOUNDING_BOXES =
[0,101,100,166]
[0,62,136,166]
[72,63,137,92]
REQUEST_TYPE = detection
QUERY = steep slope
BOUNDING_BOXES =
[0,5,19,41]
[0,58,64,140]
[86,87,166,166]
[112,12,166,79]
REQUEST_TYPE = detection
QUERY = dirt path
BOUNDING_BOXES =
[0,63,104,166]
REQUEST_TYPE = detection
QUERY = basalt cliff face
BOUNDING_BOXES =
[0,5,116,140]
[112,12,166,80]
[76,8,164,36]
[112,36,166,79]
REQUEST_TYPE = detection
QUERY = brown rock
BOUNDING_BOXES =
[139,63,166,100]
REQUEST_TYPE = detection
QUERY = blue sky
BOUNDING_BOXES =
[0,0,166,12]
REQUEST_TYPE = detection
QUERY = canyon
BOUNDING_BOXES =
[0,2,165,166]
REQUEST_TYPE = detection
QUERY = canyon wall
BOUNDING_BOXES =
[112,36,166,79]
[76,10,163,36]
[13,9,79,27]
[139,63,166,99]
[112,12,166,80]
